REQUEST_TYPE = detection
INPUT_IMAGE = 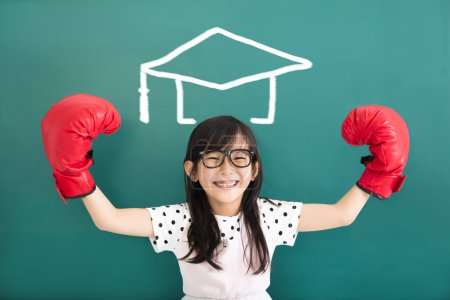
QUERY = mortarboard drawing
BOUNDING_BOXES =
[139,27,313,125]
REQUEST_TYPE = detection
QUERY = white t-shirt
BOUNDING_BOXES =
[147,198,303,300]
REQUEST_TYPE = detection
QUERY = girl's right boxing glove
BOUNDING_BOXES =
[341,105,409,200]
[41,94,121,203]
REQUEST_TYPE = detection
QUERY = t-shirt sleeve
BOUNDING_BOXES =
[258,198,303,247]
[146,203,190,253]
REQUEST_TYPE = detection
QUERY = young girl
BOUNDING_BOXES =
[41,94,409,300]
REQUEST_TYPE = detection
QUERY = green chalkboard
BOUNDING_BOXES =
[1,0,449,299]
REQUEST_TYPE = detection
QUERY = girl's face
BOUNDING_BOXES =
[184,136,259,216]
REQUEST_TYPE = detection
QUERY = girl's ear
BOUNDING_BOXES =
[251,161,259,181]
[184,160,198,182]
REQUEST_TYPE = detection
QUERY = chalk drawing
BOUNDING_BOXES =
[139,27,313,125]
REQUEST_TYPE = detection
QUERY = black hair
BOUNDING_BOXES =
[179,115,274,275]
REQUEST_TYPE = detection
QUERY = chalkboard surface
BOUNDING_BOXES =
[1,1,449,299]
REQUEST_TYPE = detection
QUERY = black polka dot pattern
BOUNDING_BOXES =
[258,198,303,247]
[146,203,189,253]
[146,198,302,253]
[215,213,242,247]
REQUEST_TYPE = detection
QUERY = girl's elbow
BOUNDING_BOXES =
[93,219,114,232]
[337,206,359,227]
[343,215,357,226]
[94,221,108,231]
[335,205,355,227]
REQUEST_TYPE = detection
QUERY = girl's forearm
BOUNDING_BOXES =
[81,186,153,237]
[335,185,370,225]
[82,186,117,230]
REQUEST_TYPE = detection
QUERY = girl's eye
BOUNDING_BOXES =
[231,151,250,160]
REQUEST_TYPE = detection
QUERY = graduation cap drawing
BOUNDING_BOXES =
[139,27,313,125]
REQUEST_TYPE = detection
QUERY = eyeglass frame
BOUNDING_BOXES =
[198,148,255,169]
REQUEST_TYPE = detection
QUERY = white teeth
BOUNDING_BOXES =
[214,181,238,188]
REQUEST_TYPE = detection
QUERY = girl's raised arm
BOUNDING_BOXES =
[41,94,154,238]
[297,185,369,232]
[298,105,409,232]
[82,186,154,238]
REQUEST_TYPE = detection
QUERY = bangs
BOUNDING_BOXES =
[206,133,253,151]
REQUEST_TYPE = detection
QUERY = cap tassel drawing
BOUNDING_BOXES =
[139,27,313,125]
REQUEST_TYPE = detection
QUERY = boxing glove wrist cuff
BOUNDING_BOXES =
[53,170,96,201]
[356,182,384,200]
[358,168,407,200]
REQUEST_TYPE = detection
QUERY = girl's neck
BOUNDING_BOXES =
[210,202,241,217]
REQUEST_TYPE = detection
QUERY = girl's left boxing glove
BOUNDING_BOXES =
[41,94,121,203]
[341,105,409,200]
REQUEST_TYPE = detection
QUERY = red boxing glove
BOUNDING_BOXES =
[341,105,409,199]
[41,94,121,203]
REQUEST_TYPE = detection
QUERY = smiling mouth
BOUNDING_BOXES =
[213,181,239,188]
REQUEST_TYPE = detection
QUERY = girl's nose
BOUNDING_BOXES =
[219,156,235,173]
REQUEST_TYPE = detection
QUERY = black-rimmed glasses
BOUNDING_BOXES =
[199,149,255,168]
